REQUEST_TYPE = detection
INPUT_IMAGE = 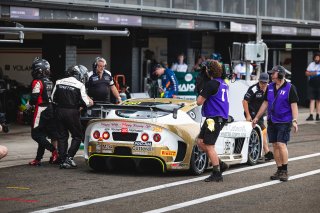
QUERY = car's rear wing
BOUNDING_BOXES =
[81,103,181,121]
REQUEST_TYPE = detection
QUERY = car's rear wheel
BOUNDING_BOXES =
[189,145,207,175]
[247,128,261,165]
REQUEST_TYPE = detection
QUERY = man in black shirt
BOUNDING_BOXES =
[87,57,121,103]
[243,72,273,161]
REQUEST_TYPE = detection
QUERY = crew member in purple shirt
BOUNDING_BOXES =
[252,65,299,182]
[197,59,229,182]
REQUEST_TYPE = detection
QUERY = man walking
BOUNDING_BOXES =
[252,65,299,181]
[243,72,273,161]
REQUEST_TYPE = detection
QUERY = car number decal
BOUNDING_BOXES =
[152,126,162,132]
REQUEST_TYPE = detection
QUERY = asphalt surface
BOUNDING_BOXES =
[0,108,319,213]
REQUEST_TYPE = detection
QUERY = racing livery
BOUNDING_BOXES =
[83,98,263,175]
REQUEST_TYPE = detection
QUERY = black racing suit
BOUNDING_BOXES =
[30,77,57,161]
[52,76,91,162]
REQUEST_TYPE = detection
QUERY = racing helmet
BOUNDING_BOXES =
[66,65,89,83]
[31,58,50,79]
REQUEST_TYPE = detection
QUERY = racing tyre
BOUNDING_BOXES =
[247,128,262,165]
[189,145,207,175]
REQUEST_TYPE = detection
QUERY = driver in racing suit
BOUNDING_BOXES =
[29,58,58,166]
[52,65,93,169]
[153,63,179,98]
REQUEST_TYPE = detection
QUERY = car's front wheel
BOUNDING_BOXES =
[247,128,262,165]
[189,145,207,175]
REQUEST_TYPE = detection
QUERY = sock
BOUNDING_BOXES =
[282,164,288,171]
[277,166,282,171]
[212,165,220,172]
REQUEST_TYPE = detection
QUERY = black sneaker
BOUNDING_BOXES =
[279,170,289,182]
[264,151,274,161]
[204,171,223,182]
[59,157,77,169]
[60,161,72,169]
[270,169,281,180]
[220,161,229,174]
[306,114,314,121]
[66,157,77,167]
[316,114,320,121]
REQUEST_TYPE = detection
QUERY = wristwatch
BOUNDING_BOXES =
[292,119,298,124]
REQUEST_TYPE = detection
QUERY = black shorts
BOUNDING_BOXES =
[198,117,226,145]
[267,120,292,144]
[307,85,320,100]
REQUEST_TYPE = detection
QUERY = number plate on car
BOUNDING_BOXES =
[96,143,113,153]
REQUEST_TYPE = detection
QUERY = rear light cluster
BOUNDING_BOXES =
[92,130,110,140]
[92,130,161,142]
[141,132,161,143]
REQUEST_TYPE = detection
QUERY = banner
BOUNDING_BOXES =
[174,72,199,100]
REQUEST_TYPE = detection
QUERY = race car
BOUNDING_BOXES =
[83,98,263,175]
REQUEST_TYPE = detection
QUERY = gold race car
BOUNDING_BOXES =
[83,98,263,175]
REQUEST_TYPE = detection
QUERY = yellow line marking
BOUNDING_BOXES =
[6,186,30,190]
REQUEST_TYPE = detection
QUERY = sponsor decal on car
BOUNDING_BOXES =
[123,101,141,105]
[134,141,152,146]
[100,122,154,132]
[132,141,153,155]
[219,125,247,137]
[161,150,177,157]
[96,143,113,153]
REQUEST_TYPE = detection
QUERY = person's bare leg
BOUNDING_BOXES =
[0,145,8,160]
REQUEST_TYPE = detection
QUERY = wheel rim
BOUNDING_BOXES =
[248,130,261,162]
[193,145,207,171]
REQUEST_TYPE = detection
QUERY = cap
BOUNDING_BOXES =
[259,72,269,83]
[267,65,286,75]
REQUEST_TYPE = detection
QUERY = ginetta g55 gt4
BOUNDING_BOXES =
[83,98,262,175]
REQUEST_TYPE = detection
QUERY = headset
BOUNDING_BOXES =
[92,56,102,72]
[271,65,286,80]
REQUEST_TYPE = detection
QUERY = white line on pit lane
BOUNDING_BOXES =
[31,152,320,213]
[144,169,320,213]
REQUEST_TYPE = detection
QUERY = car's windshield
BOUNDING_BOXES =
[116,101,182,119]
